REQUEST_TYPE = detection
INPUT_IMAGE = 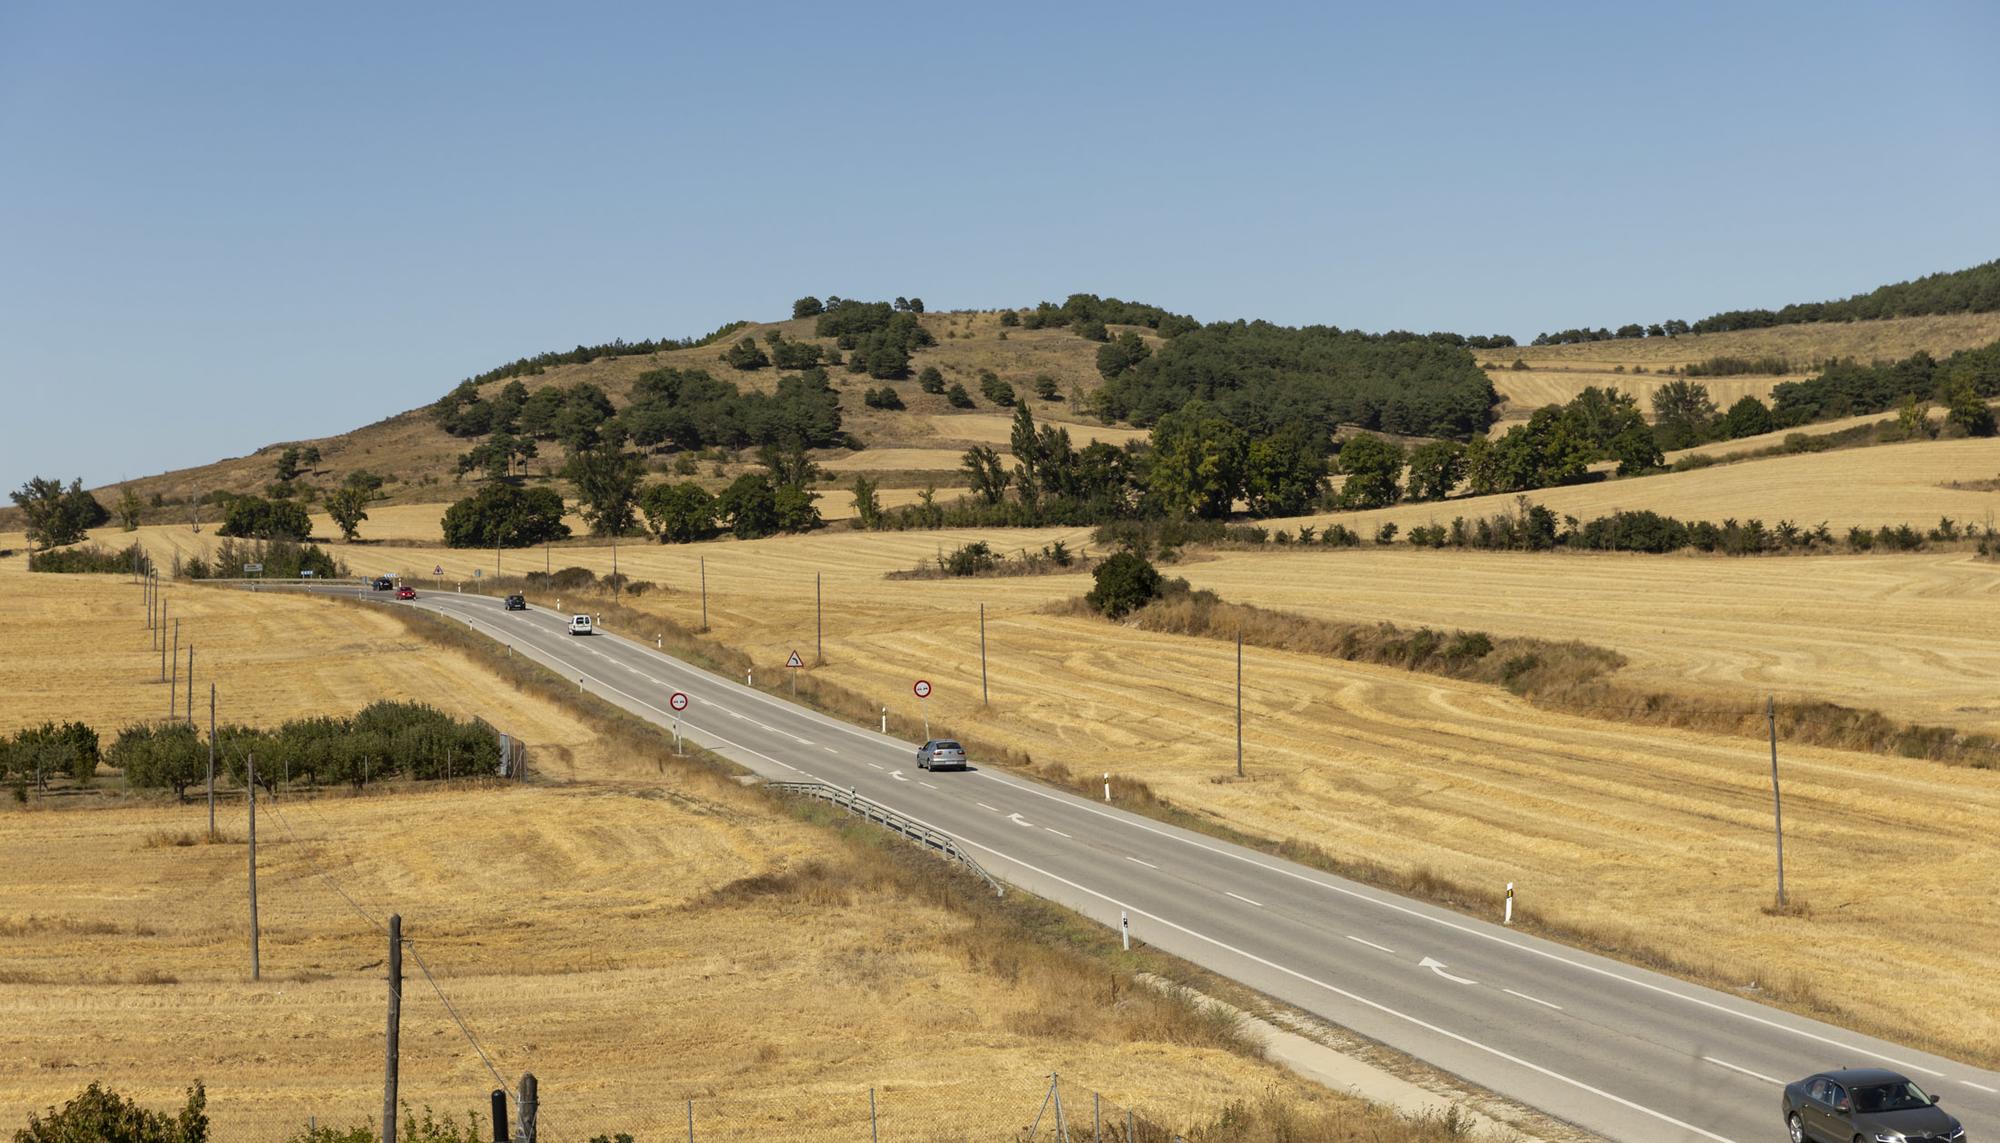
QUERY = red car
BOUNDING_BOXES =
[395,586,417,600]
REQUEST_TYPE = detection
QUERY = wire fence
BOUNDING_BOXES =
[153,1072,1200,1142]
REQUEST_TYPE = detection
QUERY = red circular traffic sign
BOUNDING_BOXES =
[913,679,932,699]
[669,691,689,712]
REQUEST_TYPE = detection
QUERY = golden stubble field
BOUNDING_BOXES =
[0,559,1363,1140]
[57,475,2000,1064]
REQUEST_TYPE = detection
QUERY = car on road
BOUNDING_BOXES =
[916,739,967,771]
[1782,1067,1963,1143]
[568,614,593,636]
[504,594,527,611]
[396,586,417,600]
[372,576,395,591]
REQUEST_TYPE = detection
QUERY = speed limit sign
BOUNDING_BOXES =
[913,679,932,699]
[669,691,689,712]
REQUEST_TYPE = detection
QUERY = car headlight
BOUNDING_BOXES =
[1868,1133,1903,1143]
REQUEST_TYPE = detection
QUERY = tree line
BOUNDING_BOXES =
[1533,258,2000,343]
[459,321,750,388]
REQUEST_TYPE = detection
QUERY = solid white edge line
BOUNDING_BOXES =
[1346,935,1396,955]
[1963,1080,2000,1094]
[951,835,1741,1143]
[1225,891,1264,908]
[966,767,1948,1078]
[1503,988,1565,1012]
[1700,1057,1782,1086]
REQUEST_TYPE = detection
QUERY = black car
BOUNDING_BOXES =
[1782,1067,1964,1143]
[372,576,395,591]
[503,594,527,611]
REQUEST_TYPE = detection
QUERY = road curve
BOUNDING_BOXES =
[327,586,2000,1143]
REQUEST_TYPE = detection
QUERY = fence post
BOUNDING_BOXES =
[1052,1073,1065,1138]
[383,914,402,1143]
[1127,1109,1134,1141]
[518,1073,537,1143]
[1095,1092,1101,1142]
[686,1098,694,1143]
[870,1086,878,1143]
[490,1090,509,1142]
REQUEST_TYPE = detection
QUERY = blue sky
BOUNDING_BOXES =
[3,1,1997,490]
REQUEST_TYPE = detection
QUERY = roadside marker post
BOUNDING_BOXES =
[1505,883,1514,925]
[669,692,688,755]
[913,679,931,739]
[1121,910,1130,951]
[1103,773,1111,803]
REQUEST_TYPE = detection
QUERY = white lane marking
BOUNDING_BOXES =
[967,768,1944,1078]
[823,746,839,754]
[975,802,1003,812]
[1964,1080,2000,1094]
[890,770,908,782]
[919,781,938,790]
[1007,812,1034,828]
[951,838,1741,1143]
[1419,956,1478,986]
[1504,988,1565,1012]
[866,763,884,771]
[1346,935,1396,955]
[1045,828,1072,839]
[1225,891,1263,908]
[1701,1057,1781,1086]
[1125,856,1158,869]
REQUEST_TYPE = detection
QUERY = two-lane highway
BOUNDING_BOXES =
[342,587,2000,1142]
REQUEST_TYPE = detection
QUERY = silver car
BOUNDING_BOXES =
[917,739,967,771]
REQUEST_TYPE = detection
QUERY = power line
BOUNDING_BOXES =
[405,941,513,1100]
[261,797,386,932]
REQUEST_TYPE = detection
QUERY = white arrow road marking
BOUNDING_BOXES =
[1225,891,1263,908]
[1504,988,1564,1011]
[1701,1057,1781,1086]
[1419,956,1478,985]
[890,770,908,782]
[1007,813,1034,828]
[1347,935,1396,954]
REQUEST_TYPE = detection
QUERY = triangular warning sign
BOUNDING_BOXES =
[786,650,805,668]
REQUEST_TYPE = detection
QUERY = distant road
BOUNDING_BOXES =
[319,586,2000,1143]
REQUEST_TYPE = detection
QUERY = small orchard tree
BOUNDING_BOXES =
[16,1081,207,1143]
[1086,551,1163,619]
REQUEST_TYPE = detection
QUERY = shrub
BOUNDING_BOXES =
[939,541,999,576]
[27,542,143,574]
[1033,375,1061,401]
[1086,551,1163,619]
[917,366,946,394]
[17,1081,207,1143]
[945,383,975,409]
[1374,522,1400,544]
[218,496,312,541]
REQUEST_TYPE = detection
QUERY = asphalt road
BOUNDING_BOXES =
[341,586,2000,1143]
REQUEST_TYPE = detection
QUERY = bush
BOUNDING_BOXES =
[945,383,975,409]
[979,372,1016,407]
[218,496,312,541]
[862,385,906,410]
[27,542,142,574]
[938,540,999,576]
[917,366,946,394]
[1086,551,1163,619]
[17,1081,207,1143]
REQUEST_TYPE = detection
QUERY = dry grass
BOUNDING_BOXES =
[77,506,2000,1067]
[0,564,1460,1142]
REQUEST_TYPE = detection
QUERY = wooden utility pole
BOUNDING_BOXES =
[247,752,261,981]
[383,914,403,1143]
[979,603,989,707]
[160,598,169,681]
[207,685,217,839]
[815,572,823,665]
[169,620,180,717]
[699,557,708,632]
[1768,696,1787,906]
[186,646,194,724]
[1235,630,1244,778]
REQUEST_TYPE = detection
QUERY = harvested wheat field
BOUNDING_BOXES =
[0,563,1450,1141]
[1490,371,1785,427]
[1495,311,2000,375]
[137,514,2000,1067]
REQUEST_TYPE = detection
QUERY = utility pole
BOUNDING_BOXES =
[1768,696,1787,906]
[383,914,403,1143]
[186,646,194,724]
[247,752,261,981]
[980,603,989,707]
[815,572,823,665]
[208,685,217,839]
[699,556,708,632]
[160,598,169,681]
[169,620,180,717]
[1235,629,1244,778]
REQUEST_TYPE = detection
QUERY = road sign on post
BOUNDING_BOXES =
[669,692,688,754]
[244,563,263,576]
[787,649,804,694]
[913,679,932,738]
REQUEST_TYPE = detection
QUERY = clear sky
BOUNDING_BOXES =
[3,1,1997,491]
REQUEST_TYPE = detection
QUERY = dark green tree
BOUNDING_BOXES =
[638,481,716,543]
[716,474,780,539]
[723,338,770,370]
[1403,440,1467,502]
[218,496,313,541]
[1336,433,1404,509]
[564,448,645,536]
[945,383,975,408]
[438,485,570,548]
[917,366,946,394]
[1946,378,1998,436]
[1145,401,1247,519]
[1718,395,1774,439]
[1650,380,1718,450]
[15,1081,207,1143]
[1611,421,1664,475]
[10,476,110,549]
[962,446,1012,506]
[323,479,372,542]
[109,721,204,802]
[850,475,882,529]
[1243,423,1328,517]
[791,296,824,319]
[1086,551,1163,619]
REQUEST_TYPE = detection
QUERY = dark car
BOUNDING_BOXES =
[916,739,968,771]
[1782,1067,1963,1143]
[372,576,395,591]
[503,594,527,611]
[396,586,417,600]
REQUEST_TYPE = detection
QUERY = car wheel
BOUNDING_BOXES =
[1784,1113,1803,1143]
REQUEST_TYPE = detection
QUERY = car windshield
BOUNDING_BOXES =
[935,741,962,752]
[1852,1082,1932,1113]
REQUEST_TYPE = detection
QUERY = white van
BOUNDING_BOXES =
[568,614,594,636]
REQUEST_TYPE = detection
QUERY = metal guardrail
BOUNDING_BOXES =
[768,781,1005,897]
